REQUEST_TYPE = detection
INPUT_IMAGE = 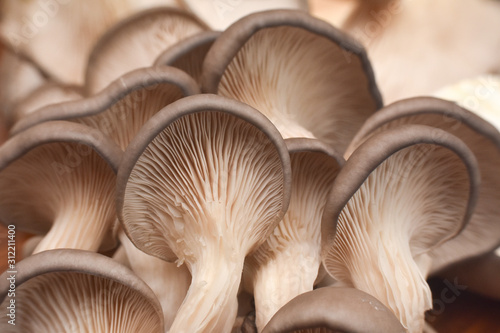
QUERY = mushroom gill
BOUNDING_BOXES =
[322,125,479,332]
[118,95,291,332]
[202,10,381,153]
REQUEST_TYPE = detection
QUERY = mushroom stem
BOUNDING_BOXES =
[169,249,245,333]
[333,229,432,333]
[252,243,320,332]
[33,207,108,253]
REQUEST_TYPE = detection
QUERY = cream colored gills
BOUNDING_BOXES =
[118,95,291,333]
[248,141,342,332]
[0,250,164,333]
[322,126,479,333]
[203,11,382,154]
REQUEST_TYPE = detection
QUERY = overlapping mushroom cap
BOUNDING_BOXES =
[322,125,480,332]
[0,121,121,253]
[246,138,344,331]
[202,9,382,152]
[262,287,405,333]
[85,7,208,94]
[12,66,199,150]
[117,94,291,332]
[346,97,500,272]
[0,249,164,333]
[154,31,220,84]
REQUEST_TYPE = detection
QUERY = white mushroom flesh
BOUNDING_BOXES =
[250,151,339,331]
[123,111,287,332]
[217,26,377,152]
[0,271,163,333]
[0,142,116,253]
[324,144,471,332]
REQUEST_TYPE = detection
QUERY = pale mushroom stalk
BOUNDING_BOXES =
[0,121,121,254]
[252,242,320,330]
[119,232,191,329]
[118,95,291,333]
[322,125,479,332]
[170,246,245,332]
[247,139,342,331]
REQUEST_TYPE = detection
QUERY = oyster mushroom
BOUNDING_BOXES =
[0,249,164,333]
[202,9,382,152]
[154,31,220,84]
[322,125,480,332]
[0,121,121,253]
[262,287,405,333]
[85,7,208,94]
[117,94,292,332]
[346,97,500,273]
[245,138,343,331]
[12,66,199,150]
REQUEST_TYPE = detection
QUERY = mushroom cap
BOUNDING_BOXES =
[12,66,199,150]
[11,82,83,124]
[262,287,406,333]
[346,96,500,271]
[180,0,309,30]
[202,9,382,152]
[246,138,344,330]
[154,31,220,84]
[0,121,121,248]
[322,124,480,330]
[0,249,164,333]
[85,7,208,94]
[323,124,479,261]
[117,93,291,263]
[249,137,344,267]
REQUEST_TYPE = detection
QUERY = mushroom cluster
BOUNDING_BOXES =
[1,3,499,333]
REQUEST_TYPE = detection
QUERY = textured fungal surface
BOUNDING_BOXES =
[0,142,116,252]
[0,272,163,333]
[324,144,471,332]
[217,26,377,151]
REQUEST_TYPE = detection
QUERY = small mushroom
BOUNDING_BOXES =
[322,125,480,332]
[118,231,191,330]
[202,9,382,152]
[245,138,344,331]
[154,31,220,84]
[180,0,308,30]
[346,97,500,273]
[0,249,164,333]
[262,287,406,333]
[12,66,199,150]
[85,7,208,94]
[0,121,121,253]
[117,94,291,332]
